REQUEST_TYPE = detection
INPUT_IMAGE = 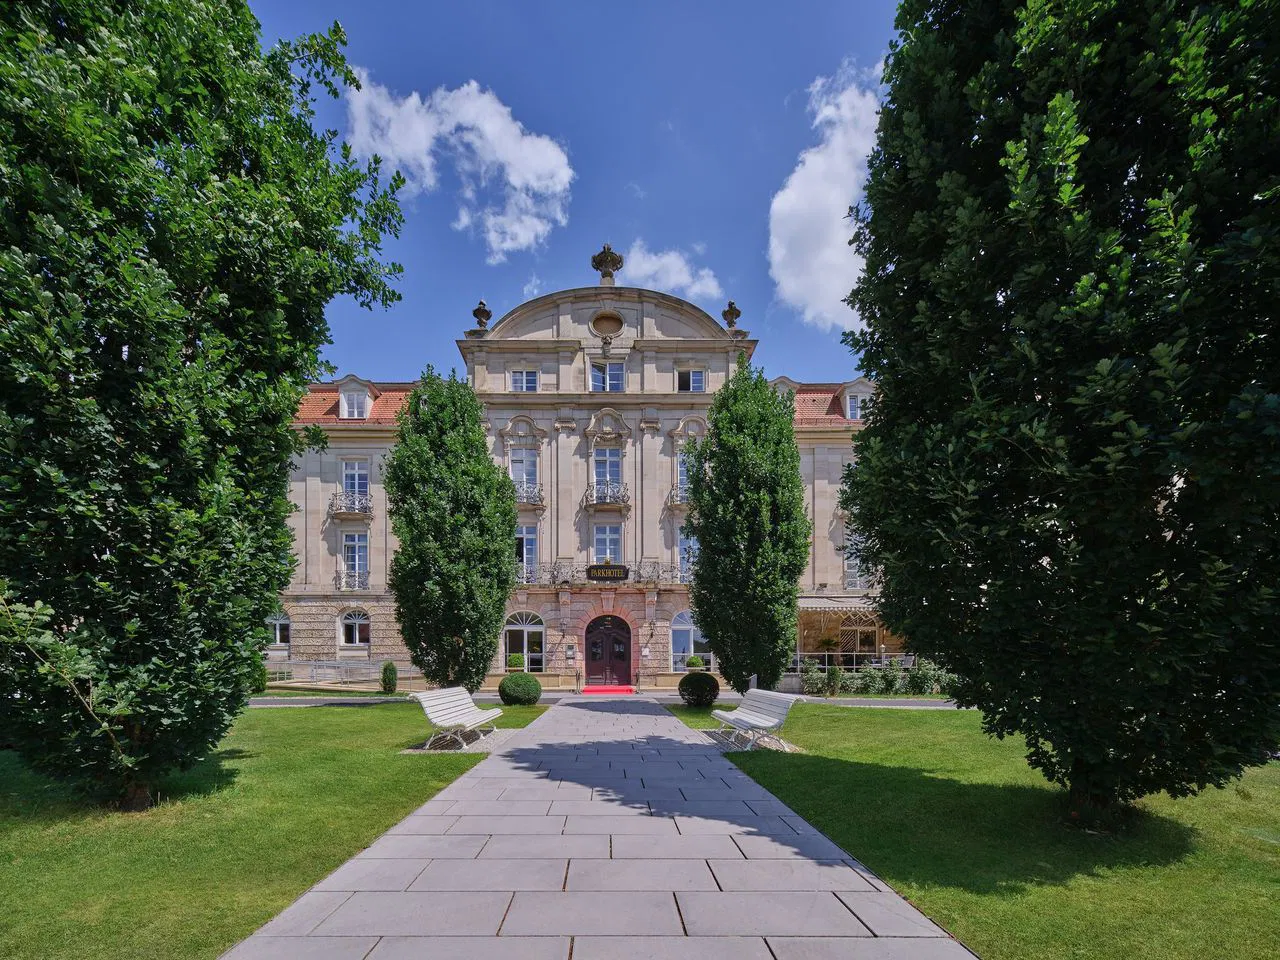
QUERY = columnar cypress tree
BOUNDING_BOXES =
[845,0,1280,815]
[385,368,517,693]
[0,2,401,807]
[686,360,810,693]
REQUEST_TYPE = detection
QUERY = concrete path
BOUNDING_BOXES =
[224,697,975,959]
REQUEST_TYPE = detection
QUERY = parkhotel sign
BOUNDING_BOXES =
[585,563,629,582]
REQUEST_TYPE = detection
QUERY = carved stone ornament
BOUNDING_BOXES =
[591,243,624,281]
[600,334,614,358]
[472,300,492,328]
[722,300,741,328]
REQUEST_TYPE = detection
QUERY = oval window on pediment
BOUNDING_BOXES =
[590,312,624,338]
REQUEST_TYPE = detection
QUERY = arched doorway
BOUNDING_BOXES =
[584,615,631,685]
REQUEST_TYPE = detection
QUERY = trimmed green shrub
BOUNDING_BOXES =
[678,670,719,707]
[498,672,542,705]
[252,659,269,695]
[380,661,398,694]
[824,666,843,697]
[800,659,826,696]
[685,654,705,670]
[841,669,869,695]
[506,653,525,671]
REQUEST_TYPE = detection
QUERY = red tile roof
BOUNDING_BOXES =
[791,383,855,429]
[293,383,413,426]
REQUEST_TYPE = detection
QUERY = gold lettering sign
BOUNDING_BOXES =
[585,564,629,582]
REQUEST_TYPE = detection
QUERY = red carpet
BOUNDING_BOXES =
[580,685,636,695]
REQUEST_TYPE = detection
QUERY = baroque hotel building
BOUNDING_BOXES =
[276,249,895,690]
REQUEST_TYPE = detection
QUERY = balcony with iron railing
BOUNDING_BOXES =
[667,482,691,507]
[335,569,370,591]
[514,480,544,506]
[584,479,630,507]
[331,490,373,519]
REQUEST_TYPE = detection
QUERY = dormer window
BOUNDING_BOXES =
[847,394,871,421]
[511,370,539,392]
[340,390,369,419]
[677,369,705,393]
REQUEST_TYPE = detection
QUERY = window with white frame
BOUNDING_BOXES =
[844,528,869,589]
[341,610,371,645]
[677,369,705,393]
[593,446,622,486]
[591,361,624,392]
[677,450,690,491]
[504,612,545,672]
[340,391,368,419]
[678,532,699,582]
[342,459,369,495]
[266,612,291,646]
[510,369,539,392]
[515,525,537,580]
[847,394,872,421]
[670,611,713,671]
[511,448,538,487]
[343,532,368,574]
[593,524,622,562]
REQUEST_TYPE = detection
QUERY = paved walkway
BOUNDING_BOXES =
[225,697,975,959]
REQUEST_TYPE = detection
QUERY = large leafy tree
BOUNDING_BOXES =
[0,2,402,807]
[385,368,517,693]
[686,360,810,692]
[845,0,1280,815]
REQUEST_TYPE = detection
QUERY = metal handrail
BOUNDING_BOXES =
[335,570,370,590]
[667,482,691,506]
[331,490,373,515]
[672,652,717,672]
[514,480,544,505]
[585,479,630,505]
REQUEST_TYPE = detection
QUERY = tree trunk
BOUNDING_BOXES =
[1066,758,1113,823]
[120,781,153,812]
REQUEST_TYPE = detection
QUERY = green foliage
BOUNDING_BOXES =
[0,3,401,807]
[497,672,542,706]
[252,660,269,696]
[684,654,705,670]
[677,670,720,707]
[380,661,398,694]
[824,666,844,697]
[385,368,517,694]
[506,654,525,671]
[845,0,1280,812]
[800,658,827,696]
[686,361,810,693]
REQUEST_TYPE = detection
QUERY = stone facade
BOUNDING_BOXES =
[275,260,894,688]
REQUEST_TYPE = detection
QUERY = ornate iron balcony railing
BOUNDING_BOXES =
[335,569,370,590]
[667,482,691,506]
[331,490,373,517]
[585,479,630,506]
[513,480,544,505]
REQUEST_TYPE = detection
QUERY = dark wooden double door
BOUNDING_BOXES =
[585,615,631,685]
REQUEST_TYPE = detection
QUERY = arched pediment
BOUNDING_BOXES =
[584,408,632,447]
[668,415,708,444]
[498,415,548,450]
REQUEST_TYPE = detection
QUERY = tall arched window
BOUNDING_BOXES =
[341,610,371,646]
[504,612,545,672]
[670,611,712,672]
[266,611,291,646]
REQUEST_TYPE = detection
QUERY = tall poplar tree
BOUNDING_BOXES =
[686,361,810,693]
[384,368,517,693]
[0,2,401,807]
[844,0,1280,815]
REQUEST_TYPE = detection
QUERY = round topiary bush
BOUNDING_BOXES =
[685,654,705,670]
[678,670,719,707]
[380,661,398,694]
[506,653,525,671]
[498,672,542,705]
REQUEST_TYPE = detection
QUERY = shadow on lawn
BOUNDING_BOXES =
[732,751,1198,896]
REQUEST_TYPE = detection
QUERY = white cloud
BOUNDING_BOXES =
[768,61,881,331]
[626,181,647,200]
[522,272,542,299]
[617,239,723,302]
[346,69,575,264]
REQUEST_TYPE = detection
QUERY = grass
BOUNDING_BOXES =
[258,687,402,697]
[666,703,732,728]
[483,704,548,727]
[721,704,1279,960]
[0,701,541,960]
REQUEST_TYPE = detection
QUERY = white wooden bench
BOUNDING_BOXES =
[410,687,502,750]
[713,689,803,748]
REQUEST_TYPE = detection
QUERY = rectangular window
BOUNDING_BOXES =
[510,370,539,392]
[343,533,369,574]
[677,451,690,490]
[341,391,368,419]
[510,448,538,486]
[594,447,622,486]
[591,361,624,392]
[269,619,290,645]
[593,524,622,563]
[342,460,369,495]
[677,369,705,393]
[678,532,699,582]
[848,394,872,420]
[515,525,538,575]
[844,529,868,589]
[506,625,545,673]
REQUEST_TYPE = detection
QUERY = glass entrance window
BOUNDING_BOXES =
[343,533,368,573]
[593,524,622,563]
[342,460,369,495]
[515,525,537,581]
[504,612,545,672]
[670,610,713,671]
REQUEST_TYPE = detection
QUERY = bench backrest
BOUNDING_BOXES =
[739,689,802,723]
[412,687,482,725]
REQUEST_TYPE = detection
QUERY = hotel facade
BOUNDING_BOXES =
[276,249,895,690]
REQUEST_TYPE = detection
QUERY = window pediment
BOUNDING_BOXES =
[584,407,632,447]
[499,415,548,451]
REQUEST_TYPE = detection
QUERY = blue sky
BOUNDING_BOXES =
[251,0,897,383]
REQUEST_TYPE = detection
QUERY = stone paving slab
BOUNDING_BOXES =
[224,696,975,959]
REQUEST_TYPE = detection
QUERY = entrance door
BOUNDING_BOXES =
[584,615,631,685]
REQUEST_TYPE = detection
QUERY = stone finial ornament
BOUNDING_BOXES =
[472,300,492,328]
[722,300,741,328]
[591,243,624,284]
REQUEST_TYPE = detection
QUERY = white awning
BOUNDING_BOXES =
[796,596,877,613]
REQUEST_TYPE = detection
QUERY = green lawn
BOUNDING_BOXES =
[484,704,548,728]
[0,702,540,960]
[259,687,402,697]
[666,704,732,728]
[722,704,1279,960]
